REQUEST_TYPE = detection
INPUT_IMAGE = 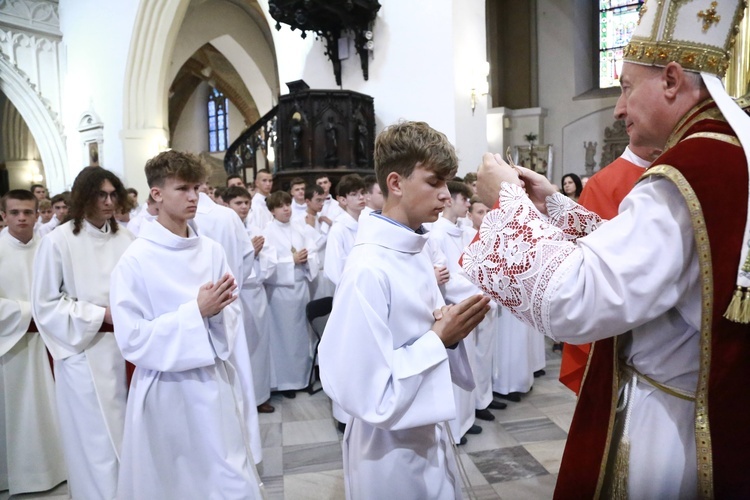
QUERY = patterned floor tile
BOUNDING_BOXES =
[501,417,568,444]
[468,446,548,484]
[283,441,343,475]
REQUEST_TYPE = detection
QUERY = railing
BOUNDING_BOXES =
[224,105,278,184]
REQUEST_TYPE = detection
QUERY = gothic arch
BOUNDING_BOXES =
[0,54,67,190]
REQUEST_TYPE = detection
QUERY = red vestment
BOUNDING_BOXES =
[555,99,750,498]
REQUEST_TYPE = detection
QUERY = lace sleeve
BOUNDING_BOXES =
[545,192,604,241]
[462,183,581,337]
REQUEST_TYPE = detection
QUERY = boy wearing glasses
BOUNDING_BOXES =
[31,167,134,499]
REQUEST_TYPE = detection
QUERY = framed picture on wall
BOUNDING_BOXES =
[513,145,552,178]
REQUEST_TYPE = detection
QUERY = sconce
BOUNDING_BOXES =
[471,62,490,116]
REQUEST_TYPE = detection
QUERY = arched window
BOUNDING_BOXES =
[208,88,228,152]
[599,1,644,89]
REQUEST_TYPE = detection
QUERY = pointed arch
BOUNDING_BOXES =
[0,55,67,191]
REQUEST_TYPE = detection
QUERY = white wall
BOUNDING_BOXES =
[536,0,619,183]
[265,0,490,174]
[59,0,139,184]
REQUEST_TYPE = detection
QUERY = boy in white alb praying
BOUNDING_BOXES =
[110,151,263,499]
[0,190,66,496]
[263,191,319,397]
[31,167,134,500]
[295,184,334,299]
[324,174,366,287]
[319,121,491,499]
[223,185,278,414]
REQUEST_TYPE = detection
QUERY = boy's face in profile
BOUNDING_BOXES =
[271,203,292,223]
[399,165,451,225]
[451,193,471,218]
[306,193,325,214]
[153,176,201,222]
[338,189,366,214]
[228,196,251,221]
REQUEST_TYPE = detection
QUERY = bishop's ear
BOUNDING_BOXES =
[662,61,683,99]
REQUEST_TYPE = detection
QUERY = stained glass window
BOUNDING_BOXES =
[599,0,644,89]
[208,88,228,152]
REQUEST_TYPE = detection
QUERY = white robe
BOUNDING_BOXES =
[463,180,702,498]
[430,217,496,410]
[321,195,343,221]
[125,207,156,237]
[110,220,263,500]
[492,307,534,394]
[249,192,273,230]
[241,218,277,405]
[195,193,261,464]
[292,199,307,217]
[263,219,319,391]
[319,213,474,500]
[0,232,65,495]
[294,212,334,300]
[324,211,358,287]
[31,220,134,500]
[36,214,59,238]
[426,219,478,439]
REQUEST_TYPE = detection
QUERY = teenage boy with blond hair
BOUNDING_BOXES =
[110,150,263,499]
[319,121,490,499]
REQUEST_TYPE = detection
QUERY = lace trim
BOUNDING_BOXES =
[463,183,601,336]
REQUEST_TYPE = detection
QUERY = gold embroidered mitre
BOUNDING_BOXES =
[624,0,747,77]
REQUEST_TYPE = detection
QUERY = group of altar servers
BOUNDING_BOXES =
[1,146,545,499]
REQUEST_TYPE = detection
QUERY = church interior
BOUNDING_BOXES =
[2,0,749,498]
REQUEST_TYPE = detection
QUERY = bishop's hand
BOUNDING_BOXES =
[432,294,491,347]
[197,273,237,317]
[477,153,523,207]
[515,165,557,215]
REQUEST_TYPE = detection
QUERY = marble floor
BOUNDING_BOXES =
[3,343,575,500]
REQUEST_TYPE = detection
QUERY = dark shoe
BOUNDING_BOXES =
[281,390,297,399]
[257,401,275,413]
[488,399,509,409]
[475,408,495,421]
[495,392,521,403]
[459,436,468,445]
[533,369,546,378]
[466,424,483,435]
[337,421,346,433]
[552,343,563,352]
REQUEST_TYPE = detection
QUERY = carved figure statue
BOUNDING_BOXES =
[325,116,338,163]
[291,118,303,163]
[584,141,598,175]
[356,122,368,165]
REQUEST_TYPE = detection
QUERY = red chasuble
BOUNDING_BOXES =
[555,99,750,499]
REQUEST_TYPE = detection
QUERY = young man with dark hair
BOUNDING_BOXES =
[0,190,66,495]
[315,173,343,221]
[324,174,365,287]
[289,177,307,217]
[362,174,384,216]
[31,167,134,499]
[30,184,46,201]
[37,192,69,238]
[263,191,319,397]
[250,169,274,229]
[294,184,334,299]
[226,174,244,188]
[319,121,490,498]
[110,150,263,499]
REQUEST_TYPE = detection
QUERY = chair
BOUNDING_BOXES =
[306,296,333,394]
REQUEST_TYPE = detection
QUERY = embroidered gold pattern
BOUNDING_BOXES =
[638,0,649,25]
[698,1,722,32]
[683,131,742,146]
[642,165,714,500]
